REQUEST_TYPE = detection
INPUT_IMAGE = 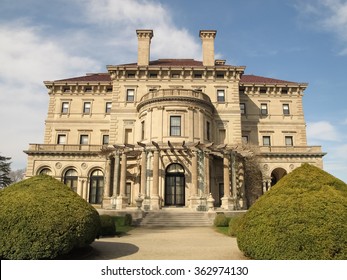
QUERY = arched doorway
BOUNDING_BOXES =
[165,163,185,206]
[271,168,287,186]
[89,170,104,204]
[64,169,78,192]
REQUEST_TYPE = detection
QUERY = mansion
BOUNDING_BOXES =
[25,29,325,210]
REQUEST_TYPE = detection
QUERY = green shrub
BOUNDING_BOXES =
[214,213,229,227]
[237,164,347,260]
[124,213,133,226]
[0,175,101,260]
[228,214,245,237]
[100,215,116,236]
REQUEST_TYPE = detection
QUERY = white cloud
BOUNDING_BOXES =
[0,22,100,169]
[295,0,347,55]
[80,0,201,59]
[306,121,340,142]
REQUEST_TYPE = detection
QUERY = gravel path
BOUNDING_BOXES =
[87,227,247,260]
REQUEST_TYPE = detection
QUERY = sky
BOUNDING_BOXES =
[0,0,346,182]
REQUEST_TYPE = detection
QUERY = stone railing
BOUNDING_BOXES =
[27,144,103,152]
[137,89,213,111]
[259,146,324,155]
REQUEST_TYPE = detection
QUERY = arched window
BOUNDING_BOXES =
[89,170,104,204]
[39,168,52,176]
[64,169,78,192]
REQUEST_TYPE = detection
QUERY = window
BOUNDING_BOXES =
[106,87,113,92]
[63,87,70,93]
[281,88,288,94]
[84,86,92,92]
[216,72,224,79]
[240,103,246,115]
[285,136,293,146]
[206,121,211,141]
[80,135,89,145]
[171,73,180,78]
[124,129,133,144]
[57,134,66,145]
[170,116,181,136]
[261,103,268,115]
[102,135,109,145]
[194,73,202,79]
[242,136,249,144]
[263,136,271,146]
[239,87,245,94]
[149,72,157,78]
[64,169,78,193]
[283,104,290,115]
[141,121,145,140]
[260,87,267,94]
[217,90,225,102]
[89,170,104,204]
[126,89,135,102]
[127,73,135,78]
[83,102,91,114]
[105,102,112,114]
[39,168,52,176]
[61,102,69,114]
[219,129,226,144]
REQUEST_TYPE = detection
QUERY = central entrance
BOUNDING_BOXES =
[165,163,185,206]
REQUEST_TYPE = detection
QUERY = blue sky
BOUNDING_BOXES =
[0,0,346,182]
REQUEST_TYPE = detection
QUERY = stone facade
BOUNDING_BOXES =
[25,29,325,210]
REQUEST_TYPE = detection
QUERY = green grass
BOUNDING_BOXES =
[215,226,229,236]
[112,216,134,236]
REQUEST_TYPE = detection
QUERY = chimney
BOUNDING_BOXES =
[136,29,154,66]
[199,30,217,67]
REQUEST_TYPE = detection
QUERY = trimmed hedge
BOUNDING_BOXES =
[237,164,347,260]
[214,213,229,227]
[0,175,101,260]
[228,214,245,237]
[100,215,116,236]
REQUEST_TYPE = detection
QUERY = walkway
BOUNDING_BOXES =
[87,226,247,260]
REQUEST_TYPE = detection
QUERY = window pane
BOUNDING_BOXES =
[263,136,271,146]
[285,136,293,146]
[217,90,225,102]
[283,104,290,115]
[127,89,134,102]
[240,103,246,114]
[105,102,112,113]
[61,102,69,113]
[57,134,66,144]
[170,116,181,136]
[83,102,91,113]
[80,135,89,144]
[102,135,109,145]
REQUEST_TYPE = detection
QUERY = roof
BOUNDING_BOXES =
[240,74,300,85]
[54,73,111,82]
[117,59,207,67]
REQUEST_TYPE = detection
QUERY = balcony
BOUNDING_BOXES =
[25,144,103,155]
[137,89,214,112]
[259,146,325,157]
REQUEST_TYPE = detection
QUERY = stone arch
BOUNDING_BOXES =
[165,163,185,206]
[271,167,287,186]
[62,167,78,192]
[36,166,54,176]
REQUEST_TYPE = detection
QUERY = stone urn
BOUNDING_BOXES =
[135,194,144,210]
[207,193,215,211]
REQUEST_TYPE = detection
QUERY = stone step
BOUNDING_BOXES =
[140,211,213,227]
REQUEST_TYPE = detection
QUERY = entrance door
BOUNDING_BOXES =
[165,163,185,206]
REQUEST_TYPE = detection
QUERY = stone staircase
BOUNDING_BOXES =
[140,208,214,227]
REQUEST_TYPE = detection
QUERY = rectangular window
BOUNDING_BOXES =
[127,73,135,78]
[80,135,89,145]
[105,102,112,114]
[240,103,246,115]
[126,89,135,102]
[84,86,92,92]
[261,103,268,115]
[242,136,249,144]
[263,136,271,146]
[283,104,290,115]
[102,135,109,145]
[285,136,293,146]
[171,73,180,78]
[57,134,66,144]
[106,87,113,92]
[83,102,91,114]
[141,121,145,140]
[170,116,181,136]
[194,73,202,79]
[281,88,288,94]
[216,72,224,79]
[149,73,158,78]
[260,87,267,94]
[206,121,211,141]
[63,87,71,93]
[61,102,69,114]
[217,90,225,102]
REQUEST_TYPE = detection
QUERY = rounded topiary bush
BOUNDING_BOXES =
[0,175,101,260]
[214,213,229,227]
[100,215,116,236]
[237,164,347,260]
[228,214,245,237]
[124,213,133,226]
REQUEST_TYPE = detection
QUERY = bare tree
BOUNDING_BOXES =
[9,168,26,183]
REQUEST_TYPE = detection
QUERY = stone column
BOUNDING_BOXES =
[190,150,200,209]
[231,152,237,198]
[140,150,146,196]
[102,156,112,209]
[204,153,210,194]
[116,152,128,209]
[221,153,235,210]
[150,150,160,210]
